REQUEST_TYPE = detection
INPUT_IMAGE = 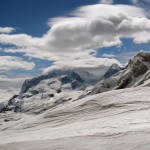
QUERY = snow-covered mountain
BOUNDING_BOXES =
[89,52,150,95]
[3,70,86,113]
[1,67,112,113]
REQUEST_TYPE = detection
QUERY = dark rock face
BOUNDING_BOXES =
[117,52,150,88]
[117,76,132,89]
[56,89,61,93]
[14,102,22,112]
[132,60,148,78]
[137,52,150,62]
[59,75,72,84]
[8,95,18,105]
[47,81,56,86]
[48,94,54,98]
[30,90,39,95]
[21,75,50,93]
[71,80,84,89]
[71,72,84,83]
[0,102,5,113]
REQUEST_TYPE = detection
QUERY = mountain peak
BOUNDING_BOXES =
[101,63,122,80]
[90,51,150,95]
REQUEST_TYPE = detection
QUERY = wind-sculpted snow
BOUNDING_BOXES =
[0,87,150,150]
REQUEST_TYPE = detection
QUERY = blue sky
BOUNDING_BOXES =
[0,0,132,36]
[0,0,104,37]
[0,0,150,89]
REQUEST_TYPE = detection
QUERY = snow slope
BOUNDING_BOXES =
[0,86,150,150]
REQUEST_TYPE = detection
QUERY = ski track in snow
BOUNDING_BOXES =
[0,87,150,150]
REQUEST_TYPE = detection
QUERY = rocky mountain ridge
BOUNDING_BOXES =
[89,52,150,95]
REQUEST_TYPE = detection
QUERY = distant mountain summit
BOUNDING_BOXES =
[20,69,85,94]
[101,63,122,80]
[90,52,150,95]
[3,70,87,113]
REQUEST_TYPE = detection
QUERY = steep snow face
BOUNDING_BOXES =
[90,52,150,95]
[0,87,150,150]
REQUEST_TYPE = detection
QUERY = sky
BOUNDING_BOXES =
[1,0,150,89]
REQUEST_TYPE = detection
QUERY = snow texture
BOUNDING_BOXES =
[0,87,150,150]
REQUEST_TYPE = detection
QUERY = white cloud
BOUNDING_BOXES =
[100,0,114,4]
[0,34,41,47]
[42,57,122,82]
[42,6,149,56]
[0,56,35,71]
[102,53,115,58]
[43,57,122,73]
[0,4,150,72]
[43,57,122,78]
[1,4,147,56]
[0,27,15,34]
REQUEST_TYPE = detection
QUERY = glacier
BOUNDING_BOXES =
[0,86,150,150]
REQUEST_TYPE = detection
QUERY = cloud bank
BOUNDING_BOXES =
[1,3,150,81]
[0,4,149,61]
